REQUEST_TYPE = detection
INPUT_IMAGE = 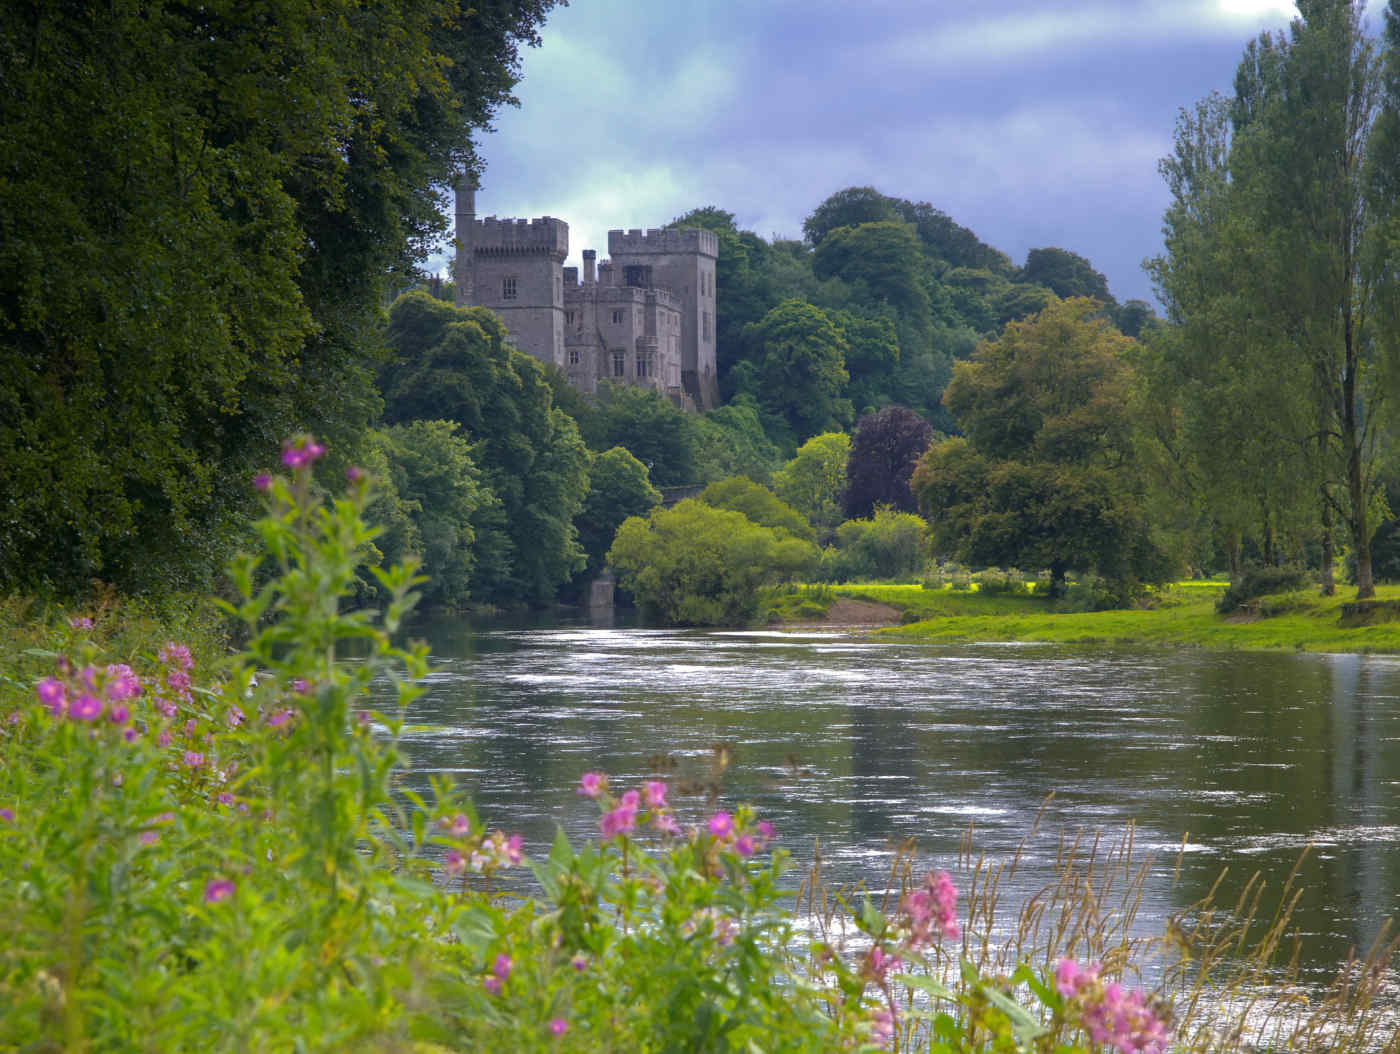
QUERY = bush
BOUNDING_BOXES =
[974,567,1025,595]
[1217,565,1312,614]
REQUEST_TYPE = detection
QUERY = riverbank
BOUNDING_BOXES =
[812,581,1400,652]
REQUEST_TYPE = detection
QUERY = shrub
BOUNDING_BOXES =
[1217,565,1312,614]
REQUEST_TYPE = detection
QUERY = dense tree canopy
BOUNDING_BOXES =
[699,478,815,541]
[0,0,558,596]
[844,406,935,520]
[742,300,853,444]
[915,299,1175,595]
[380,292,588,606]
[574,446,661,578]
[773,432,852,541]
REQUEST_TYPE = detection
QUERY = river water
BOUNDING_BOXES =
[391,617,1400,982]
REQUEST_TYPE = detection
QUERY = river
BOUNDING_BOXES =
[390,617,1400,985]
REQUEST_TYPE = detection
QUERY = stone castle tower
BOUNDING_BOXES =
[454,177,718,409]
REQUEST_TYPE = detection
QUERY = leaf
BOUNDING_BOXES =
[893,973,956,1001]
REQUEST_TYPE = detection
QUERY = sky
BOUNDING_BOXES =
[447,0,1315,307]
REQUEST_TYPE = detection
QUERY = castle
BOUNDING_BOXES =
[453,176,719,410]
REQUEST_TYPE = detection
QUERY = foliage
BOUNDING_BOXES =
[699,478,815,541]
[693,396,784,485]
[844,406,936,520]
[572,380,702,487]
[916,300,1176,598]
[0,0,558,598]
[825,508,933,582]
[573,447,661,579]
[1019,247,1115,306]
[1217,565,1313,614]
[773,432,852,542]
[608,500,819,626]
[365,420,488,610]
[811,221,933,341]
[380,292,589,606]
[741,300,853,444]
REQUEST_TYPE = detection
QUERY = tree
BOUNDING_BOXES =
[574,447,661,578]
[1019,248,1115,307]
[573,381,702,487]
[380,292,588,606]
[913,299,1175,597]
[828,509,932,582]
[693,397,784,484]
[742,300,853,444]
[803,187,900,246]
[0,0,559,596]
[608,500,819,626]
[773,432,852,541]
[366,420,488,610]
[811,222,933,340]
[698,478,815,541]
[844,406,934,520]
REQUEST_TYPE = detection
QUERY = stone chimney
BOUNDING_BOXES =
[583,248,597,285]
[453,172,477,306]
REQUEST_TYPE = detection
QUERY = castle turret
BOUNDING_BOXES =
[583,249,597,285]
[453,173,476,307]
[607,228,719,409]
[456,189,569,367]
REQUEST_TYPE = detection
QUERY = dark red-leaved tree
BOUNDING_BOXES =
[843,405,934,520]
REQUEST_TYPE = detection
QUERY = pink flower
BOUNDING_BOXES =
[104,664,141,700]
[70,693,102,721]
[577,771,605,798]
[619,789,640,810]
[643,780,668,808]
[869,1009,896,1048]
[902,869,960,947]
[756,819,775,840]
[599,804,637,838]
[204,879,235,903]
[445,850,465,876]
[492,953,512,981]
[36,677,66,716]
[346,466,364,484]
[156,698,177,719]
[1055,957,1101,999]
[166,670,191,698]
[549,1018,568,1036]
[734,835,756,857]
[253,473,271,492]
[651,811,681,836]
[483,976,501,995]
[707,811,733,839]
[504,834,523,864]
[158,728,172,747]
[448,813,471,837]
[159,642,194,670]
[281,438,326,469]
[266,708,293,729]
[107,702,130,725]
[864,946,901,982]
[226,705,244,728]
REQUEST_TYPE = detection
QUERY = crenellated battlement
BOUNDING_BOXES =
[473,216,569,258]
[608,227,718,258]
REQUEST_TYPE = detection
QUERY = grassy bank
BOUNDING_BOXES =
[824,581,1400,653]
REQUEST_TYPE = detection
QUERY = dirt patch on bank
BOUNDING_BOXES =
[817,597,903,627]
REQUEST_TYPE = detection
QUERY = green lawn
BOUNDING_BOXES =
[822,581,1400,653]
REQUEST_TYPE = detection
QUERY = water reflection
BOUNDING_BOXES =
[385,620,1400,978]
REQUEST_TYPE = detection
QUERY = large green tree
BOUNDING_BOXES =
[741,300,853,444]
[573,446,661,579]
[914,299,1175,597]
[773,432,852,541]
[381,292,588,606]
[0,0,558,596]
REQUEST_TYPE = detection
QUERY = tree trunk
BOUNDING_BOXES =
[1049,561,1068,599]
[1344,313,1374,599]
[1227,531,1243,583]
[1319,489,1335,596]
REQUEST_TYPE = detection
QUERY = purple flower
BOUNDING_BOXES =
[215,792,235,808]
[448,813,471,837]
[0,807,13,823]
[504,834,523,864]
[492,953,512,981]
[70,693,103,721]
[182,750,204,769]
[707,811,733,839]
[166,670,191,698]
[549,1018,568,1036]
[68,616,94,630]
[204,878,235,904]
[36,677,66,716]
[104,664,141,701]
[577,771,605,798]
[281,438,326,469]
[226,705,244,728]
[444,849,465,876]
[266,708,293,729]
[292,679,311,695]
[757,819,775,840]
[155,698,177,719]
[734,835,756,857]
[253,473,272,492]
[483,976,501,995]
[651,811,681,836]
[346,465,364,484]
[158,728,173,747]
[122,726,138,742]
[570,954,589,972]
[619,789,640,810]
[159,641,194,670]
[107,702,130,725]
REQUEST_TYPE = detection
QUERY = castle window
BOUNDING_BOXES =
[703,310,712,342]
[568,347,581,366]
[636,352,653,378]
[502,276,517,300]
[611,309,624,325]
[612,350,626,377]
